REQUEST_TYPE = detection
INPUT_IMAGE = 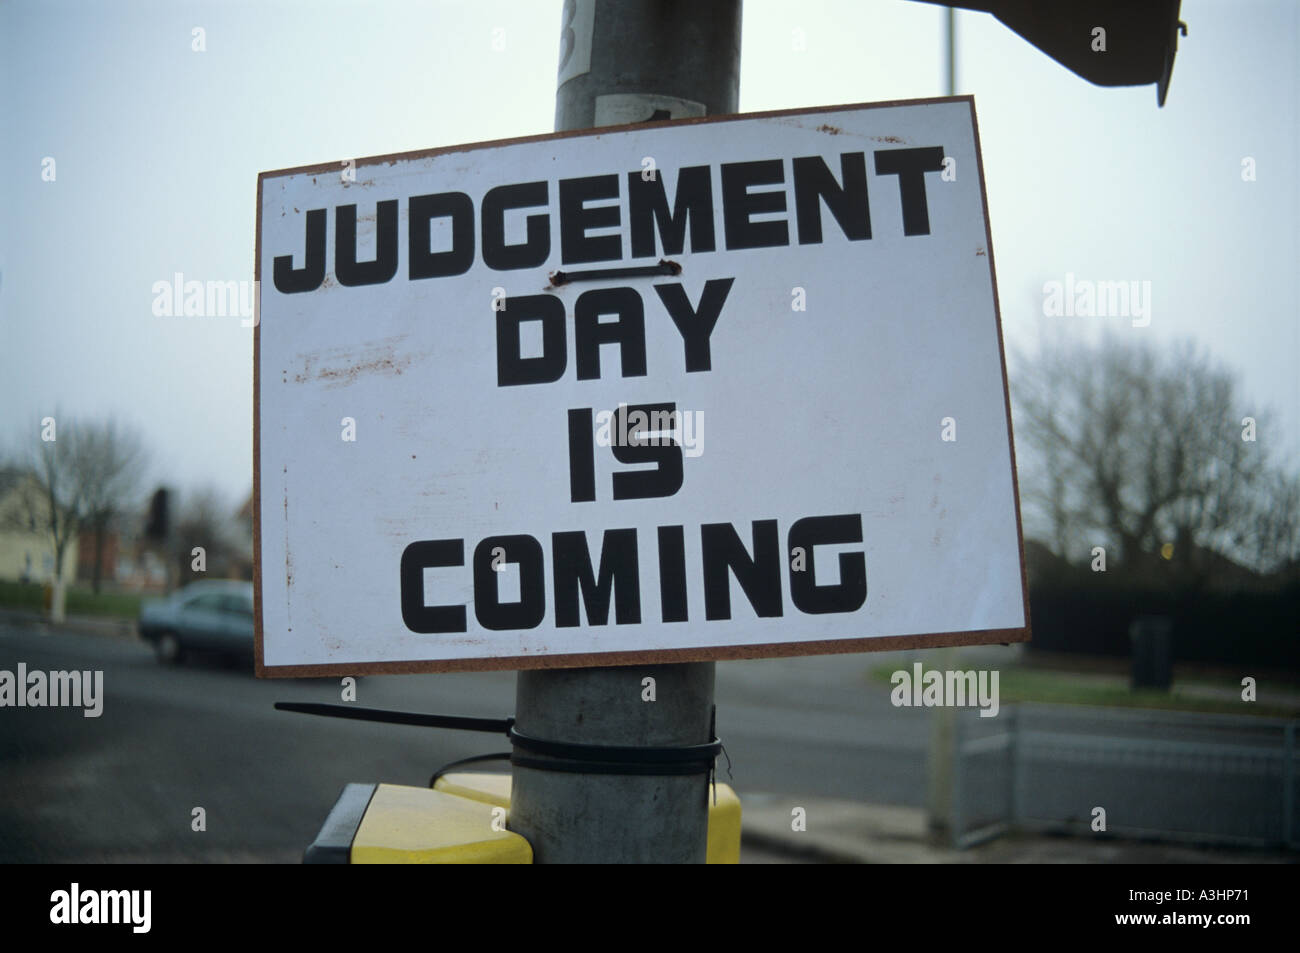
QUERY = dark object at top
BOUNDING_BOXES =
[144,487,169,540]
[914,0,1186,105]
[1129,614,1174,691]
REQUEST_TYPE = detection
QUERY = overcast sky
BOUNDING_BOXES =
[2,0,1296,514]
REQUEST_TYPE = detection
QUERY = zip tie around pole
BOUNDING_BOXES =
[273,701,513,735]
[507,727,722,777]
[276,701,727,783]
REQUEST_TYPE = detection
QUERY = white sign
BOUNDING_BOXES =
[254,97,1029,676]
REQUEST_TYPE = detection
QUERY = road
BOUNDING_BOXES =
[0,616,938,862]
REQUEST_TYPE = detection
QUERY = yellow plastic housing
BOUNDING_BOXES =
[433,772,742,864]
[351,784,532,864]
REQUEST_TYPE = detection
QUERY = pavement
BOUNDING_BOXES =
[0,608,137,638]
[739,794,1296,864]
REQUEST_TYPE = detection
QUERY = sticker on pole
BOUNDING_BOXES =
[254,96,1029,676]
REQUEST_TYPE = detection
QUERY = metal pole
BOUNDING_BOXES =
[553,0,741,131]
[507,0,742,864]
[1284,721,1296,849]
[944,6,956,100]
[926,8,958,844]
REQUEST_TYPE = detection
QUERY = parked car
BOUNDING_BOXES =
[138,580,255,668]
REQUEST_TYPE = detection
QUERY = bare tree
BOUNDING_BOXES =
[173,486,235,583]
[6,415,87,620]
[1011,334,1299,580]
[76,419,148,593]
[4,416,151,617]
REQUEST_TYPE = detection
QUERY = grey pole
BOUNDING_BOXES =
[553,0,742,131]
[508,0,742,864]
[927,6,958,844]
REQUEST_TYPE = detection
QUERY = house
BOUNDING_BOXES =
[0,468,79,584]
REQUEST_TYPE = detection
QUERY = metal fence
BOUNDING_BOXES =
[949,703,1299,851]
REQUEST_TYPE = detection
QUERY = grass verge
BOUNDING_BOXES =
[0,579,142,620]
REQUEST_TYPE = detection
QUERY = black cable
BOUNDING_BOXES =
[428,752,512,789]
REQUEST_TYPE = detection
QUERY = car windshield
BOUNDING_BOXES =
[219,593,253,616]
[184,592,226,612]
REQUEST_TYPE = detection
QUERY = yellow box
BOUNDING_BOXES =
[351,784,532,864]
[434,772,741,864]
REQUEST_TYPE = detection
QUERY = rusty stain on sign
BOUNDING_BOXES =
[294,342,412,387]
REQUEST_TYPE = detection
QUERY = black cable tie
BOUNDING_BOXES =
[509,755,711,776]
[709,703,718,806]
[508,726,722,777]
[274,701,514,735]
[274,701,733,783]
[508,727,721,763]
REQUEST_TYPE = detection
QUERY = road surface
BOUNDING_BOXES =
[0,616,932,862]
